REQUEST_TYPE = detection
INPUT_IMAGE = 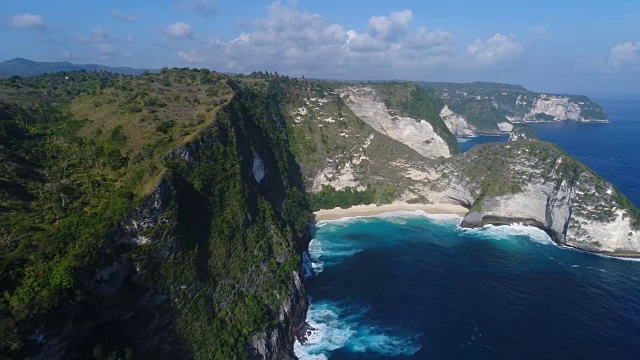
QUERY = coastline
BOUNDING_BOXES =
[313,202,469,221]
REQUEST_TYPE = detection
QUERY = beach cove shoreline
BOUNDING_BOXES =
[312,203,640,261]
[313,202,469,221]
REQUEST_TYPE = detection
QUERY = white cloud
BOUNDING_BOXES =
[177,50,207,63]
[126,34,134,43]
[61,51,80,61]
[97,43,120,56]
[175,2,453,78]
[467,33,524,65]
[164,22,194,38]
[577,41,640,73]
[608,41,640,71]
[368,9,413,42]
[110,9,138,22]
[10,13,45,29]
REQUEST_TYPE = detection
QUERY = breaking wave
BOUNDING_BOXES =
[459,223,555,245]
[294,300,421,359]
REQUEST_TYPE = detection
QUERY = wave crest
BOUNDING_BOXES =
[294,301,421,359]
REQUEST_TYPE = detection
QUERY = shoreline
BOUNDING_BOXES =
[313,202,469,221]
[312,205,640,259]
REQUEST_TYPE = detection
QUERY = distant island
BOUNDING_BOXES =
[420,81,609,136]
[0,57,154,77]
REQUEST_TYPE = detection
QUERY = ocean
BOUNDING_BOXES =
[295,99,640,359]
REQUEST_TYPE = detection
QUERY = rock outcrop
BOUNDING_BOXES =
[508,125,537,141]
[338,87,452,158]
[440,105,475,136]
[441,142,640,253]
[420,81,609,135]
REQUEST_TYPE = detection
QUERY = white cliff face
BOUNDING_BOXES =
[444,143,640,254]
[497,122,513,132]
[523,95,583,122]
[338,87,451,159]
[439,105,475,136]
[464,180,640,253]
[312,161,363,192]
[310,134,374,192]
[569,210,640,252]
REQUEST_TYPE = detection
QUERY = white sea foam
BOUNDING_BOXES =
[460,223,555,245]
[294,301,421,359]
[585,250,640,262]
[308,238,362,273]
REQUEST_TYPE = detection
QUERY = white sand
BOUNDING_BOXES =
[313,202,469,221]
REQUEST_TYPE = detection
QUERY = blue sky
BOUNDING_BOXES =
[2,0,640,95]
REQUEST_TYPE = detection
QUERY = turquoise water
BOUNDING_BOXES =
[295,213,640,359]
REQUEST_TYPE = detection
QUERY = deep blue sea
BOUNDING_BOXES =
[295,99,640,359]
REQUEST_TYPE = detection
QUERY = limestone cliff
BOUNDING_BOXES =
[449,142,639,253]
[337,86,453,159]
[420,81,608,135]
[440,105,475,136]
[3,72,634,360]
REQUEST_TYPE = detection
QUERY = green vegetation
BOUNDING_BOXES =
[449,100,507,132]
[308,185,399,211]
[0,70,311,359]
[0,68,633,359]
[457,141,640,226]
[510,124,538,140]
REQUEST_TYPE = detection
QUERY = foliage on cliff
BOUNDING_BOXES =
[0,70,311,359]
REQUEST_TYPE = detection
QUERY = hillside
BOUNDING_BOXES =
[419,81,608,135]
[0,70,310,359]
[0,58,152,77]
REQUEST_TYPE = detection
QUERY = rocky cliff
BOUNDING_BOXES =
[283,80,639,255]
[420,81,608,135]
[508,125,538,141]
[337,86,453,158]
[450,142,639,253]
[0,72,311,359]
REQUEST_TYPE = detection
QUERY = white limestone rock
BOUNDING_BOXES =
[440,105,475,136]
[497,122,513,132]
[338,87,452,159]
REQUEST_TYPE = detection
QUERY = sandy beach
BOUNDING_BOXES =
[313,202,469,221]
